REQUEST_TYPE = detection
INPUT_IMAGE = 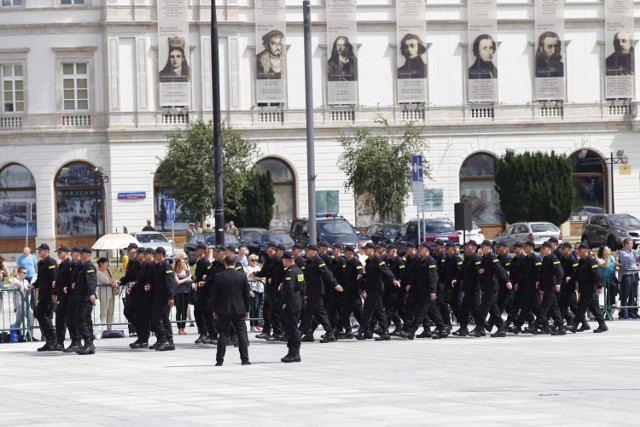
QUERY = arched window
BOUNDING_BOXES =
[254,158,296,230]
[0,163,36,237]
[54,161,104,237]
[459,153,502,224]
[569,150,606,215]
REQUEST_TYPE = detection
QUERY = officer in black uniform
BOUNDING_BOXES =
[327,243,346,334]
[280,251,306,363]
[132,248,156,348]
[338,245,365,338]
[53,245,73,351]
[384,243,406,335]
[515,240,542,334]
[204,246,227,342]
[292,243,307,270]
[438,242,462,334]
[355,242,398,340]
[150,247,177,351]
[300,244,342,343]
[120,243,140,337]
[318,241,332,264]
[558,242,579,325]
[193,242,213,344]
[75,247,98,355]
[32,243,58,351]
[572,244,608,333]
[402,242,420,327]
[63,246,83,352]
[472,240,507,337]
[266,243,288,341]
[494,241,514,322]
[494,242,525,336]
[452,240,481,336]
[535,241,571,335]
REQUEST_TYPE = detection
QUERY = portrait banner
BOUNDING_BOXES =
[467,0,497,103]
[605,0,634,99]
[327,0,358,105]
[396,0,428,104]
[534,0,565,101]
[157,0,190,107]
[255,0,287,104]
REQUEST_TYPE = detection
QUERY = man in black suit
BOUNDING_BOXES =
[211,255,252,366]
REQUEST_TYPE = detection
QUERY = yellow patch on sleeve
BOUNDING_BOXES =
[166,270,173,273]
[87,269,95,273]
[49,265,56,269]
[399,265,405,269]
[379,262,386,266]
[297,274,304,282]
[553,261,560,265]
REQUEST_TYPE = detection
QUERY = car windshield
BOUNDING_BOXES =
[384,225,400,236]
[425,222,455,233]
[318,221,355,236]
[135,233,168,243]
[531,223,559,232]
[609,215,640,228]
[584,206,604,214]
[203,234,240,246]
[261,233,294,245]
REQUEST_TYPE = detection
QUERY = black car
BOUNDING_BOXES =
[239,227,294,260]
[364,223,402,245]
[183,233,241,265]
[290,217,361,248]
[581,213,640,250]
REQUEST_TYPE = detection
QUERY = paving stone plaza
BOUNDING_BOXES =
[2,321,639,426]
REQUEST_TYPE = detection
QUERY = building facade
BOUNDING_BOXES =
[0,0,639,252]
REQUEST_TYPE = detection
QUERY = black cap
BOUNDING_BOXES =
[292,243,304,250]
[434,239,444,246]
[266,241,277,248]
[71,246,82,253]
[344,245,355,252]
[405,242,416,249]
[196,242,207,250]
[305,244,318,252]
[318,241,329,248]
[541,242,552,249]
[144,247,155,254]
[80,246,92,254]
[496,241,508,248]
[225,245,235,251]
[419,241,431,249]
[386,243,397,250]
[363,242,375,249]
[56,245,70,253]
[548,237,559,244]
[560,242,572,249]
[154,247,166,255]
[445,242,456,248]
[480,240,492,247]
[332,243,342,249]
[513,242,524,249]
[577,243,590,250]
[214,245,225,252]
[36,243,50,251]
[125,243,138,250]
[464,240,477,247]
[282,251,294,259]
[276,244,287,251]
[524,240,535,247]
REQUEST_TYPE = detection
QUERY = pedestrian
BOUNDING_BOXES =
[53,245,73,350]
[615,237,639,319]
[211,255,251,366]
[452,240,481,336]
[8,266,34,342]
[17,246,37,285]
[174,257,192,335]
[573,244,608,333]
[280,251,305,363]
[534,241,570,335]
[149,247,177,351]
[74,247,98,355]
[96,257,121,333]
[246,255,264,332]
[142,220,155,231]
[193,242,213,344]
[471,240,506,337]
[31,243,58,351]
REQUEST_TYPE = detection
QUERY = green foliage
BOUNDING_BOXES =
[155,120,258,222]
[337,115,429,221]
[494,150,575,226]
[231,171,275,228]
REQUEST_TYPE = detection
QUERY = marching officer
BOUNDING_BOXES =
[438,242,462,334]
[384,243,406,335]
[534,242,571,335]
[472,240,507,337]
[452,240,481,337]
[53,245,73,351]
[572,244,608,333]
[328,243,347,334]
[32,243,58,351]
[131,247,156,349]
[280,251,306,363]
[515,240,542,334]
[494,242,525,336]
[63,246,83,352]
[150,247,177,351]
[120,243,140,337]
[558,242,579,325]
[75,247,97,355]
[338,245,365,339]
[193,242,213,344]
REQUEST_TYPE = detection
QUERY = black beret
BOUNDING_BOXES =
[464,240,477,247]
[560,242,572,249]
[344,245,355,252]
[524,240,535,247]
[266,241,277,248]
[548,237,559,244]
[386,243,397,250]
[577,243,590,250]
[445,242,456,248]
[225,245,235,251]
[404,242,416,249]
[56,245,70,253]
[276,244,287,251]
[419,241,431,249]
[71,246,82,252]
[144,247,155,254]
[363,242,375,249]
[332,243,342,249]
[513,242,524,248]
[214,245,225,252]
[125,243,138,250]
[496,241,508,248]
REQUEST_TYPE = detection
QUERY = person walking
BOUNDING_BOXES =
[573,244,608,333]
[74,247,98,355]
[31,243,58,351]
[615,238,639,319]
[53,245,74,350]
[150,247,177,351]
[280,251,305,363]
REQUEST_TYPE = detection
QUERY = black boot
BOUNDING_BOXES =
[491,324,508,338]
[63,340,82,353]
[77,341,96,355]
[551,324,566,335]
[37,341,57,352]
[593,321,608,333]
[300,333,315,342]
[374,329,391,341]
[416,328,432,338]
[281,348,301,363]
[469,326,486,337]
[578,321,591,332]
[452,326,469,336]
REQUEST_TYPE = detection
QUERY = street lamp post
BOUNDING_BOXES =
[94,167,109,241]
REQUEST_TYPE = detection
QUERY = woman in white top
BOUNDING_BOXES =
[96,257,121,332]
[246,255,264,332]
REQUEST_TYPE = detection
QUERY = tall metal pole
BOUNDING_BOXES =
[95,172,99,242]
[212,1,225,246]
[303,0,317,244]
[610,152,615,214]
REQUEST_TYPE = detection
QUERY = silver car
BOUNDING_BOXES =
[130,231,175,260]
[493,222,561,250]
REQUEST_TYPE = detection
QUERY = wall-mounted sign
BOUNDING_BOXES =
[117,192,146,200]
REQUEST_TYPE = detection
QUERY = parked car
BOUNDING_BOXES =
[394,218,460,255]
[129,231,175,261]
[581,213,640,250]
[457,221,485,243]
[365,223,402,245]
[290,217,361,249]
[571,205,605,220]
[183,233,241,265]
[492,221,562,250]
[239,228,295,260]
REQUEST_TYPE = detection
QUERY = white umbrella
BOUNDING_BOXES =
[92,232,139,251]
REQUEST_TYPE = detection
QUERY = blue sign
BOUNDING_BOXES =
[411,155,423,182]
[117,192,146,200]
[164,198,176,222]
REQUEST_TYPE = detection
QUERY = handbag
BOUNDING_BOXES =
[108,269,120,296]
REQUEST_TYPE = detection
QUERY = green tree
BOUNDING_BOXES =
[494,150,575,226]
[337,115,429,221]
[230,171,275,228]
[155,120,258,222]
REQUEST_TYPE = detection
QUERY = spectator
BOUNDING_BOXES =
[17,247,37,284]
[246,255,264,332]
[227,221,240,236]
[96,257,121,332]
[195,221,203,233]
[187,223,196,240]
[595,246,618,309]
[236,245,249,267]
[0,255,8,283]
[203,223,214,233]
[174,258,192,335]
[142,220,155,231]
[615,237,639,320]
[9,266,35,341]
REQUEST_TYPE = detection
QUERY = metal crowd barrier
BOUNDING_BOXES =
[603,273,640,321]
[0,288,32,343]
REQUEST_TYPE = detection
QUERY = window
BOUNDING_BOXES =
[61,0,85,4]
[569,150,606,214]
[316,190,339,215]
[62,63,89,111]
[1,64,24,112]
[1,0,22,7]
[254,158,296,230]
[0,163,36,237]
[54,162,104,236]
[459,153,502,224]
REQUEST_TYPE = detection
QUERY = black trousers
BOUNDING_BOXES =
[282,309,301,350]
[55,293,69,344]
[536,289,563,326]
[216,314,249,364]
[66,292,81,341]
[300,294,333,334]
[574,286,605,324]
[150,303,173,343]
[459,287,480,327]
[123,291,138,332]
[476,287,503,328]
[328,290,344,330]
[175,293,190,329]
[438,287,461,327]
[194,286,216,337]
[262,292,283,335]
[135,294,153,342]
[558,289,577,322]
[411,294,443,330]
[359,289,388,332]
[340,285,364,331]
[35,295,56,344]
[515,284,538,327]
[384,287,405,329]
[75,300,93,342]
